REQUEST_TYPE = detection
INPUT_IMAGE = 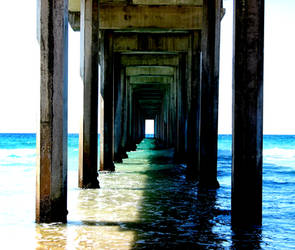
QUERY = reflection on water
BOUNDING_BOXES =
[34,139,232,249]
[232,227,262,249]
[2,135,295,249]
[0,138,269,249]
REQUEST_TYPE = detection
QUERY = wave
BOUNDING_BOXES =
[264,147,295,157]
[0,148,36,166]
[263,148,295,169]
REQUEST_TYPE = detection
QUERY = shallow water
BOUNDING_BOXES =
[0,134,295,249]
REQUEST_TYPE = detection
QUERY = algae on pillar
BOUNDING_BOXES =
[36,0,68,223]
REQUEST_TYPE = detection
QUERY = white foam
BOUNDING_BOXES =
[264,148,295,158]
[264,148,295,168]
[0,148,36,166]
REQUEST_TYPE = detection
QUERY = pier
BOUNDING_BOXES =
[36,0,264,231]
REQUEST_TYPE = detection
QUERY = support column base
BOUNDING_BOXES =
[121,151,128,159]
[185,165,199,181]
[126,143,137,152]
[79,173,100,189]
[114,149,128,163]
[100,162,115,172]
[81,179,100,189]
[36,199,68,223]
[114,157,123,163]
[174,152,186,163]
[198,179,220,189]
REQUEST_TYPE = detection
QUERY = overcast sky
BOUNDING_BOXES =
[0,0,294,134]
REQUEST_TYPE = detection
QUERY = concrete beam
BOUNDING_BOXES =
[113,33,191,52]
[121,54,179,66]
[69,0,80,11]
[37,0,68,223]
[129,75,173,85]
[78,0,100,188]
[138,99,162,104]
[132,0,203,5]
[136,95,162,100]
[69,0,203,12]
[126,66,174,76]
[100,5,203,30]
[68,11,80,31]
[232,0,264,228]
[132,84,168,92]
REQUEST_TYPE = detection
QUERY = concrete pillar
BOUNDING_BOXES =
[187,48,202,177]
[166,88,170,146]
[198,0,222,188]
[186,33,198,173]
[113,55,123,163]
[36,0,68,223]
[142,115,145,139]
[131,93,138,147]
[175,55,186,161]
[127,85,136,151]
[78,0,100,188]
[100,31,115,171]
[171,69,177,147]
[126,83,133,150]
[232,0,264,228]
[120,66,128,158]
[155,115,159,139]
[164,89,169,146]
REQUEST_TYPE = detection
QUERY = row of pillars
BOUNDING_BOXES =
[36,0,264,229]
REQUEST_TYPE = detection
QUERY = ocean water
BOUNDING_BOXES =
[0,134,294,249]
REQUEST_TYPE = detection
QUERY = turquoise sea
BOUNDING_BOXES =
[0,134,295,249]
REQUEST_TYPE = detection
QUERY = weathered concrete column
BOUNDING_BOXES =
[186,32,202,175]
[198,0,222,188]
[36,0,68,223]
[126,83,133,150]
[171,70,177,147]
[187,47,202,177]
[127,85,137,151]
[166,88,171,147]
[167,85,173,147]
[175,55,186,162]
[232,0,264,228]
[131,93,138,147]
[155,115,159,139]
[100,31,115,171]
[142,115,145,139]
[113,55,123,163]
[79,0,100,188]
[120,66,129,158]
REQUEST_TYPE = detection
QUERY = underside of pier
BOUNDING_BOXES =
[36,0,264,230]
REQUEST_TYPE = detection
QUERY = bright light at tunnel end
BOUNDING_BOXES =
[145,119,154,138]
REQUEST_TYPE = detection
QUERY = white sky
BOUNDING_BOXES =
[145,120,155,134]
[0,0,294,134]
